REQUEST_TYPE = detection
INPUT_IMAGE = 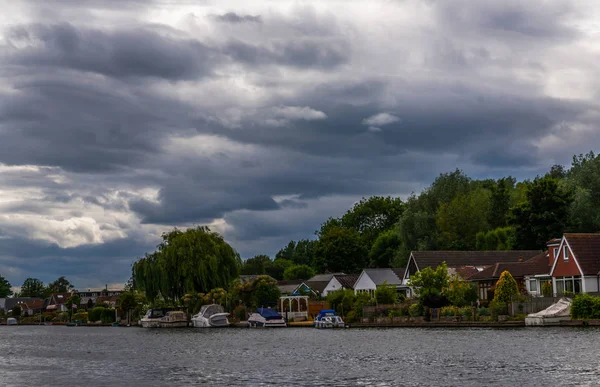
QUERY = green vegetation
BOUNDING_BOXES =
[19,278,46,298]
[493,271,519,304]
[571,293,600,319]
[374,281,397,304]
[283,264,315,281]
[231,275,280,309]
[132,226,241,304]
[0,275,13,298]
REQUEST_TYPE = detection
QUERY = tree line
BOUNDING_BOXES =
[241,151,600,277]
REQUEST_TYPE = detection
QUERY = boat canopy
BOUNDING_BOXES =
[317,309,337,318]
[199,304,225,317]
[256,308,283,320]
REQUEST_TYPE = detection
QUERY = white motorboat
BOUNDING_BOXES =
[7,318,17,326]
[140,309,188,328]
[247,308,287,328]
[314,309,345,328]
[191,304,230,328]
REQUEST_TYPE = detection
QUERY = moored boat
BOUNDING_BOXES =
[140,309,189,328]
[248,308,287,328]
[192,304,230,328]
[7,318,17,326]
[314,309,345,329]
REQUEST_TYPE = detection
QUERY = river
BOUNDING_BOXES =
[0,326,599,386]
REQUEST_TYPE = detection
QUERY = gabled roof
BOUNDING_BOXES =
[306,273,345,293]
[22,300,45,310]
[334,274,359,290]
[469,253,549,280]
[277,280,304,295]
[410,250,541,270]
[362,268,402,286]
[50,293,72,305]
[391,268,405,281]
[564,233,600,275]
[450,266,483,280]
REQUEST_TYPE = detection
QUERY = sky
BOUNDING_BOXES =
[1,0,600,289]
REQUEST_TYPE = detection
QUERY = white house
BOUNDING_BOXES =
[353,268,406,297]
[322,274,359,296]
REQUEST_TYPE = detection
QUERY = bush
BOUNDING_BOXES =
[477,307,490,317]
[375,282,397,304]
[345,310,358,323]
[388,308,404,318]
[571,293,600,319]
[489,300,507,316]
[494,271,519,303]
[408,303,422,317]
[542,281,553,297]
[233,305,247,321]
[101,308,116,323]
[88,307,106,322]
[72,312,88,322]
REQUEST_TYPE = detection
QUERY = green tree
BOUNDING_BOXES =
[275,241,296,261]
[0,275,13,298]
[283,265,315,280]
[369,229,402,268]
[19,278,46,298]
[437,188,491,250]
[12,305,21,317]
[488,177,513,229]
[133,226,241,303]
[314,226,367,273]
[251,276,281,308]
[509,176,573,249]
[66,294,81,321]
[241,255,272,276]
[475,227,513,250]
[493,270,519,304]
[266,259,293,280]
[290,239,317,266]
[375,281,397,304]
[407,262,449,308]
[445,275,478,307]
[117,291,139,324]
[46,276,75,296]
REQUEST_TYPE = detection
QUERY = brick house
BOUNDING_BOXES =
[550,233,600,296]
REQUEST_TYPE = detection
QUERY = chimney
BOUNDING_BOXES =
[518,256,524,262]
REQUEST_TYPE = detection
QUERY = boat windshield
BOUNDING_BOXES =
[200,304,224,317]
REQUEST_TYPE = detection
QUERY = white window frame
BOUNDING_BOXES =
[563,245,569,261]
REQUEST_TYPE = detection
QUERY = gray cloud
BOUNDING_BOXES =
[213,12,262,24]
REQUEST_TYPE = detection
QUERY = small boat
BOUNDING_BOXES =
[247,308,287,328]
[314,309,345,329]
[140,308,188,328]
[191,304,230,328]
[7,318,17,326]
[525,297,572,326]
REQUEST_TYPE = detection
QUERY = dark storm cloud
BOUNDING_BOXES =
[5,23,218,81]
[213,12,262,24]
[222,38,350,69]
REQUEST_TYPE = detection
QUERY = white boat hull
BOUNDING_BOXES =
[140,319,188,328]
[192,313,230,328]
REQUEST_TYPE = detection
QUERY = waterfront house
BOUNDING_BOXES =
[21,300,46,316]
[306,273,345,297]
[549,233,600,295]
[1,297,43,314]
[402,250,541,285]
[354,268,407,297]
[322,274,360,296]
[468,253,549,300]
[45,292,73,312]
[276,280,318,297]
[77,287,125,309]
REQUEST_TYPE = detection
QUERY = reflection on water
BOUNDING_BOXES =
[1,326,599,386]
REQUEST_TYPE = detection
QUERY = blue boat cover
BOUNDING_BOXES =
[316,309,337,319]
[257,308,282,319]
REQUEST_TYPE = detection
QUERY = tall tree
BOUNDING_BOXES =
[509,176,573,249]
[275,241,296,261]
[266,259,293,280]
[20,278,46,298]
[566,151,600,232]
[0,275,13,298]
[282,265,315,281]
[241,255,272,276]
[488,178,513,229]
[133,226,241,303]
[46,276,75,295]
[369,229,402,268]
[314,226,367,273]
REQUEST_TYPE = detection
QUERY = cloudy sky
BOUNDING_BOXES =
[1,0,599,289]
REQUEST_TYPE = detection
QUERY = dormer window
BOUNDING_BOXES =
[553,248,558,259]
[563,246,569,261]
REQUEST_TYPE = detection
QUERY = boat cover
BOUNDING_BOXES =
[527,298,572,318]
[316,309,337,319]
[256,308,283,320]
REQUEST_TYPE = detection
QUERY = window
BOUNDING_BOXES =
[554,276,582,295]
[529,279,537,292]
[563,246,569,261]
[553,248,558,259]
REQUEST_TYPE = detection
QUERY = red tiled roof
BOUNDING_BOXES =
[51,293,72,305]
[469,253,549,280]
[565,233,600,275]
[23,300,45,310]
[411,250,541,270]
[452,266,483,280]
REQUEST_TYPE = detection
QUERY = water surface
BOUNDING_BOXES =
[0,326,598,386]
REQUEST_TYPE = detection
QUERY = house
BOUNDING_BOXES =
[21,300,46,316]
[45,293,74,312]
[239,274,276,284]
[354,268,406,297]
[96,295,119,308]
[402,250,542,286]
[306,273,345,297]
[77,287,125,309]
[549,233,600,296]
[322,274,360,296]
[1,297,43,314]
[468,253,549,300]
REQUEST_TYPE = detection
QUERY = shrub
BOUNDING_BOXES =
[571,293,600,319]
[408,303,422,317]
[388,308,404,318]
[11,306,21,317]
[233,305,247,321]
[375,281,397,304]
[345,310,358,323]
[493,271,519,303]
[88,307,105,322]
[72,312,88,322]
[101,308,116,323]
[542,281,553,297]
[477,307,490,317]
[489,300,508,316]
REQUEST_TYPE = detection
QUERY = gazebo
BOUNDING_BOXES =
[279,295,309,321]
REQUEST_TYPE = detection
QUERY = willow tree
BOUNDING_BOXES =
[133,226,241,304]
